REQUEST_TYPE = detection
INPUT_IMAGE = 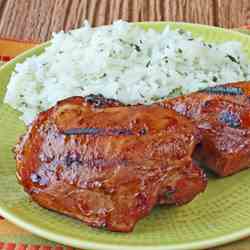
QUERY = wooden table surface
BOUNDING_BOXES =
[0,0,249,42]
[0,0,250,250]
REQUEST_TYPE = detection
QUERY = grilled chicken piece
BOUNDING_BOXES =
[16,95,206,232]
[161,81,250,177]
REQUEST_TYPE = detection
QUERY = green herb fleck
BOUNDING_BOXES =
[151,96,161,101]
[100,73,107,78]
[178,29,185,35]
[139,92,145,98]
[168,87,183,98]
[212,76,218,82]
[20,102,28,107]
[37,105,43,111]
[134,44,141,52]
[163,56,168,63]
[227,54,239,64]
[130,43,140,51]
[146,61,151,67]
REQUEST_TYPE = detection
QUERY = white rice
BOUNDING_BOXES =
[4,21,250,124]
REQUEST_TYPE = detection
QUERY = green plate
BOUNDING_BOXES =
[1,22,250,250]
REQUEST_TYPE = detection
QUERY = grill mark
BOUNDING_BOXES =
[63,127,134,136]
[65,156,128,168]
[200,86,244,96]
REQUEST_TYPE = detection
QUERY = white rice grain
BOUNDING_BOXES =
[4,21,250,124]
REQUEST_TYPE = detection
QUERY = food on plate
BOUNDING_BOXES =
[161,81,250,176]
[6,21,250,233]
[15,95,207,232]
[4,21,250,124]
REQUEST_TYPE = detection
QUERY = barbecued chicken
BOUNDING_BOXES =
[161,81,250,176]
[16,95,206,232]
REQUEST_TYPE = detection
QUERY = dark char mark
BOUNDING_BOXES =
[85,94,123,108]
[219,111,241,128]
[30,172,49,186]
[65,152,82,167]
[200,86,244,96]
[64,127,134,136]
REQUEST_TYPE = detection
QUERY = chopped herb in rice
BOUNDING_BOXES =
[4,20,250,124]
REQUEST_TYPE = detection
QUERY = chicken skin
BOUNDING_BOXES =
[16,95,206,232]
[161,81,250,176]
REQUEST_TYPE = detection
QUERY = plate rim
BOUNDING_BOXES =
[1,21,250,250]
[1,205,250,250]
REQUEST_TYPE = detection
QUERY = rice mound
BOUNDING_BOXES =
[4,21,250,124]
